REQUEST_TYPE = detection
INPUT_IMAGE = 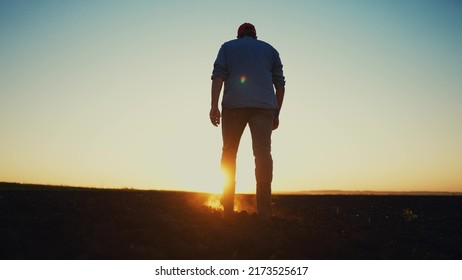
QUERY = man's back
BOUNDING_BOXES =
[212,36,284,109]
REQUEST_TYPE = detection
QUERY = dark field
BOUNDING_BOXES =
[1,182,461,259]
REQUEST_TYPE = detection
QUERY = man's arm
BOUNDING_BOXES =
[210,77,224,127]
[273,85,285,130]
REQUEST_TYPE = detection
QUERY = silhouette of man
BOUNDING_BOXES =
[210,23,285,219]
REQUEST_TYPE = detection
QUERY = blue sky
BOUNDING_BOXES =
[1,0,461,193]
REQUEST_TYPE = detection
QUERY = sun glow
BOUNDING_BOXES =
[204,194,223,210]
[204,193,256,213]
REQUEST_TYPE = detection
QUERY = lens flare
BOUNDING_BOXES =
[240,75,247,84]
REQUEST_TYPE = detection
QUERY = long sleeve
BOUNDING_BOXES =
[211,45,228,80]
[272,50,285,87]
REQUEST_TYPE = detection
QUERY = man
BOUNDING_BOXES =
[210,23,285,219]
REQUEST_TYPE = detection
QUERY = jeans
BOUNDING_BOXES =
[220,107,275,216]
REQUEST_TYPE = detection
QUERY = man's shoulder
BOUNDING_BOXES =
[255,39,273,47]
[223,38,276,49]
[222,38,240,46]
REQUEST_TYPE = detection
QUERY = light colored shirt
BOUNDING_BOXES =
[211,36,285,109]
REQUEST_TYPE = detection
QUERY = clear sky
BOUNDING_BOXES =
[1,0,461,193]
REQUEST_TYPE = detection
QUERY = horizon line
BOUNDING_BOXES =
[1,182,461,196]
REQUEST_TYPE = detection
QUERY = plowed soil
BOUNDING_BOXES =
[1,183,461,259]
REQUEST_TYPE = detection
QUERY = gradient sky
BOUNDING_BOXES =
[1,0,461,193]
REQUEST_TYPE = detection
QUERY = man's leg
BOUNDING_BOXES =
[221,108,248,217]
[248,108,274,219]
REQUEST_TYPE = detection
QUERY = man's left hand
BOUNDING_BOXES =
[210,107,221,127]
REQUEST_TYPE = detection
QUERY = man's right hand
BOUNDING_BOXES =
[272,117,279,130]
[210,107,221,127]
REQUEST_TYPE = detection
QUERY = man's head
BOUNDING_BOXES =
[237,22,257,39]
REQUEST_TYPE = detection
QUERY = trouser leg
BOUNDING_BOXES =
[221,108,248,215]
[248,108,274,218]
[257,183,272,218]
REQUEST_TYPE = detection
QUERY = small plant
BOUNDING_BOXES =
[401,208,418,221]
